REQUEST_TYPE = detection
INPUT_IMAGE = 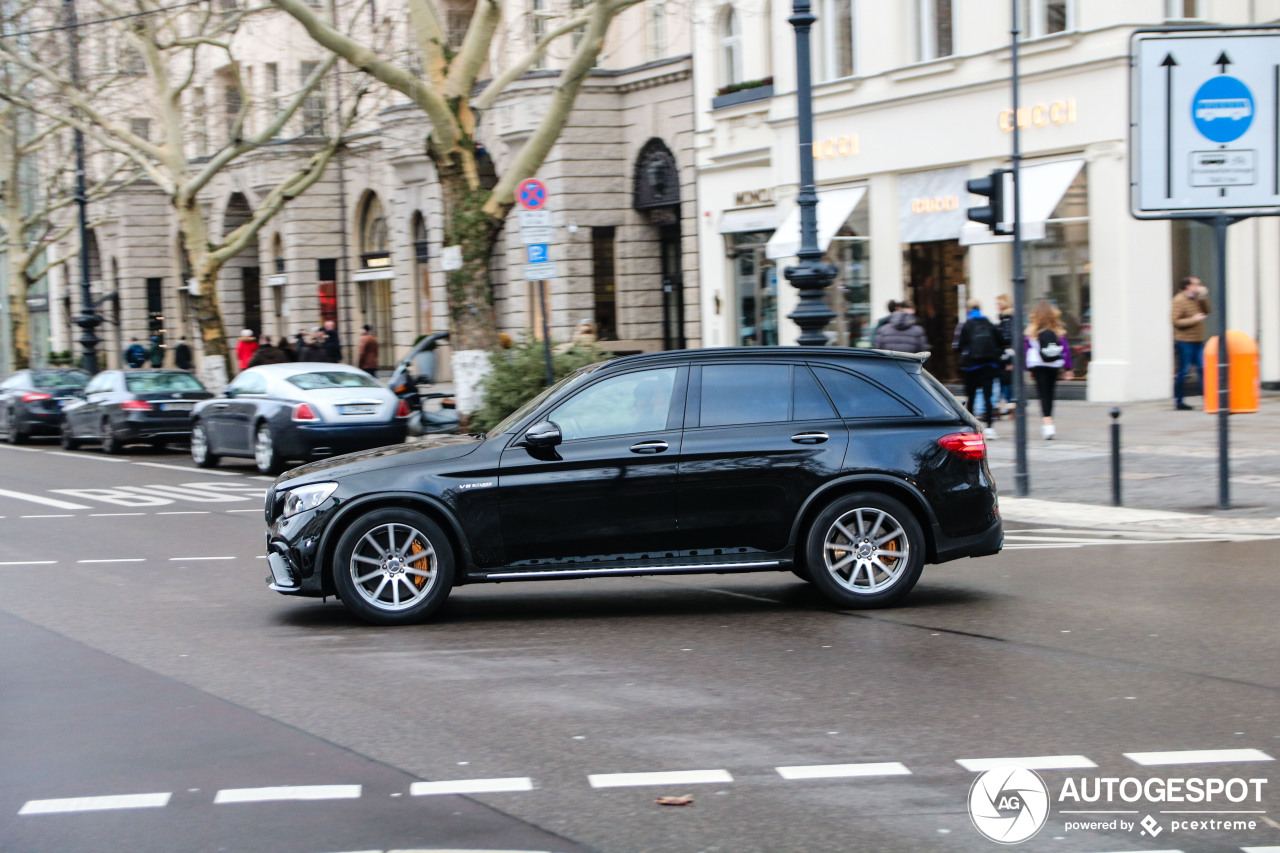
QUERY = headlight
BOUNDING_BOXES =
[282,482,339,518]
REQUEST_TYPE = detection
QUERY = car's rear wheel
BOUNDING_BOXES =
[191,421,219,468]
[253,424,284,475]
[59,418,79,450]
[332,508,454,626]
[100,418,122,454]
[805,493,924,609]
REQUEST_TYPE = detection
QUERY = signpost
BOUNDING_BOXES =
[516,178,555,385]
[1130,26,1280,508]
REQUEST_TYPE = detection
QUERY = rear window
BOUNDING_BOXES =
[32,371,89,390]
[287,371,381,391]
[700,364,789,426]
[125,373,206,393]
[811,367,915,419]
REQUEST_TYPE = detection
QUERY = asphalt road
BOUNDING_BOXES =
[1,438,1278,853]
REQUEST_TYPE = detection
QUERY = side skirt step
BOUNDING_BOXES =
[472,560,784,582]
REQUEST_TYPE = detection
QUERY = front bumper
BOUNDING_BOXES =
[264,500,340,597]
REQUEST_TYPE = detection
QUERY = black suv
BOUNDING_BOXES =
[264,348,1002,625]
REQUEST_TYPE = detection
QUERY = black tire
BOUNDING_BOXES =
[7,410,26,444]
[332,508,455,626]
[59,418,79,450]
[804,492,925,609]
[253,423,284,475]
[100,418,122,454]
[790,564,812,583]
[190,421,219,468]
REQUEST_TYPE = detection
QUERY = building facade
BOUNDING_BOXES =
[693,0,1280,399]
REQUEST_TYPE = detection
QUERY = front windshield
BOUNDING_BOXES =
[32,371,89,390]
[485,363,604,438]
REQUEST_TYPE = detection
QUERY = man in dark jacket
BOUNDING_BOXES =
[321,319,342,363]
[953,298,1002,438]
[873,301,928,353]
[173,339,193,371]
[247,337,289,367]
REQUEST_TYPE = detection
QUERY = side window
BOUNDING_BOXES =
[793,366,837,421]
[549,368,678,441]
[812,366,915,419]
[229,373,267,395]
[700,364,789,426]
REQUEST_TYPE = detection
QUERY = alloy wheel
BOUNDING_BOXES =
[191,424,209,464]
[347,523,438,612]
[822,507,910,595]
[254,427,275,473]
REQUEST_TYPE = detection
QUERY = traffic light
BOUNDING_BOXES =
[966,168,1012,235]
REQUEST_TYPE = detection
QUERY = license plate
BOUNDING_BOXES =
[340,404,377,415]
[160,402,193,412]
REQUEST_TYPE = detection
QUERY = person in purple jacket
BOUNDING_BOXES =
[1024,300,1074,440]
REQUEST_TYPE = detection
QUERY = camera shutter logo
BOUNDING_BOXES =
[968,766,1050,844]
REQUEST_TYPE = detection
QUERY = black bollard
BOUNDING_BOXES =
[1110,407,1122,507]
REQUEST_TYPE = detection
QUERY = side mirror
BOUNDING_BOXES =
[523,420,562,449]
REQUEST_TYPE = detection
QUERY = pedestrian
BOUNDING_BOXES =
[872,299,929,354]
[297,329,328,362]
[873,299,899,334]
[321,319,342,363]
[123,337,146,368]
[953,298,1002,439]
[147,335,165,368]
[357,324,379,377]
[995,293,1016,417]
[173,338,193,371]
[235,329,258,371]
[1171,275,1210,411]
[247,336,289,367]
[1025,300,1073,440]
[276,336,296,361]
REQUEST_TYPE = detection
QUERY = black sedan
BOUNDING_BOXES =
[0,369,90,443]
[191,363,410,475]
[264,347,1003,626]
[60,370,213,453]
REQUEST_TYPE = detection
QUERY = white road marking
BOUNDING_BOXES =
[0,443,37,452]
[0,488,90,510]
[213,785,361,804]
[134,462,239,476]
[46,451,124,463]
[0,561,57,566]
[169,556,235,562]
[227,509,261,513]
[20,514,75,519]
[157,511,210,515]
[588,769,733,788]
[777,762,911,780]
[89,512,145,517]
[409,777,534,796]
[77,559,146,564]
[1124,748,1273,766]
[957,755,1098,772]
[1242,847,1280,852]
[19,792,171,815]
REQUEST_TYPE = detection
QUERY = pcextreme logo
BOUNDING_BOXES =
[968,766,1051,844]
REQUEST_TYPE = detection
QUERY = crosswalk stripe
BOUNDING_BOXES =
[213,785,361,804]
[19,792,170,815]
[1124,748,1273,766]
[409,778,534,796]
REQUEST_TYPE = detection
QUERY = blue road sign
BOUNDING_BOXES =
[1192,76,1254,143]
[526,244,549,264]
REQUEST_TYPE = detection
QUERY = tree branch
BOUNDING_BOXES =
[473,10,595,110]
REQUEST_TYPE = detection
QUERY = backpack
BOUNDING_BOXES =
[1036,328,1064,362]
[965,319,1001,364]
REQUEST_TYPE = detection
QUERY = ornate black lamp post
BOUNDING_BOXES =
[783,0,836,345]
[65,0,101,373]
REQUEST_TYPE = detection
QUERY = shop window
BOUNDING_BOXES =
[728,231,777,346]
[592,227,617,340]
[829,194,871,347]
[816,0,854,81]
[1018,0,1069,39]
[318,258,338,325]
[1021,165,1090,378]
[914,0,952,62]
[719,7,743,87]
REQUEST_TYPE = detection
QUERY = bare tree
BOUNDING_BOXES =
[0,0,375,380]
[272,0,644,413]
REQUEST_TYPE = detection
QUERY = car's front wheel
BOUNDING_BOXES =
[805,493,924,609]
[6,409,25,444]
[253,424,284,475]
[191,422,219,468]
[100,418,122,454]
[332,508,455,626]
[59,418,79,450]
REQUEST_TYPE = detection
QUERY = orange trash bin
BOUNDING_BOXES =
[1203,330,1259,414]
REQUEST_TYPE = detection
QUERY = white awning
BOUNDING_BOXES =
[765,186,867,260]
[717,207,781,234]
[353,267,395,281]
[960,159,1085,246]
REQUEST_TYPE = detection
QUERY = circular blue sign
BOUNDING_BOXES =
[1191,76,1254,143]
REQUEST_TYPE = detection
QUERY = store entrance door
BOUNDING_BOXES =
[906,240,966,381]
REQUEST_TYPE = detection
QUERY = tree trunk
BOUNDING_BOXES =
[7,255,32,370]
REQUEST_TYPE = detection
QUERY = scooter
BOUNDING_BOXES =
[387,331,459,436]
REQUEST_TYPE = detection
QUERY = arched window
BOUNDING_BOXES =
[719,7,743,87]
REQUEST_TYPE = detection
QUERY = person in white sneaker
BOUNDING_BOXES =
[1024,301,1073,439]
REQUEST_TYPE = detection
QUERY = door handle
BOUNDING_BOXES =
[630,440,668,454]
[791,432,829,445]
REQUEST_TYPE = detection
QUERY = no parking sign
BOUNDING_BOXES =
[517,178,548,210]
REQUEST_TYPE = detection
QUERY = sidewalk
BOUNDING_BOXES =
[982,391,1280,531]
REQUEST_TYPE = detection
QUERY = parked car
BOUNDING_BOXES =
[60,369,213,453]
[386,331,458,435]
[191,362,410,475]
[0,369,91,443]
[264,348,1003,626]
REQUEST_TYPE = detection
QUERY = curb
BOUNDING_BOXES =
[999,497,1280,535]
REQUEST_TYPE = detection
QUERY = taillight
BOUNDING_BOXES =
[938,432,986,460]
[20,392,52,403]
[292,403,319,422]
[120,399,153,411]
[395,399,411,418]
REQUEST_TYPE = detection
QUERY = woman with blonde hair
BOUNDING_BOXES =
[1024,300,1073,439]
